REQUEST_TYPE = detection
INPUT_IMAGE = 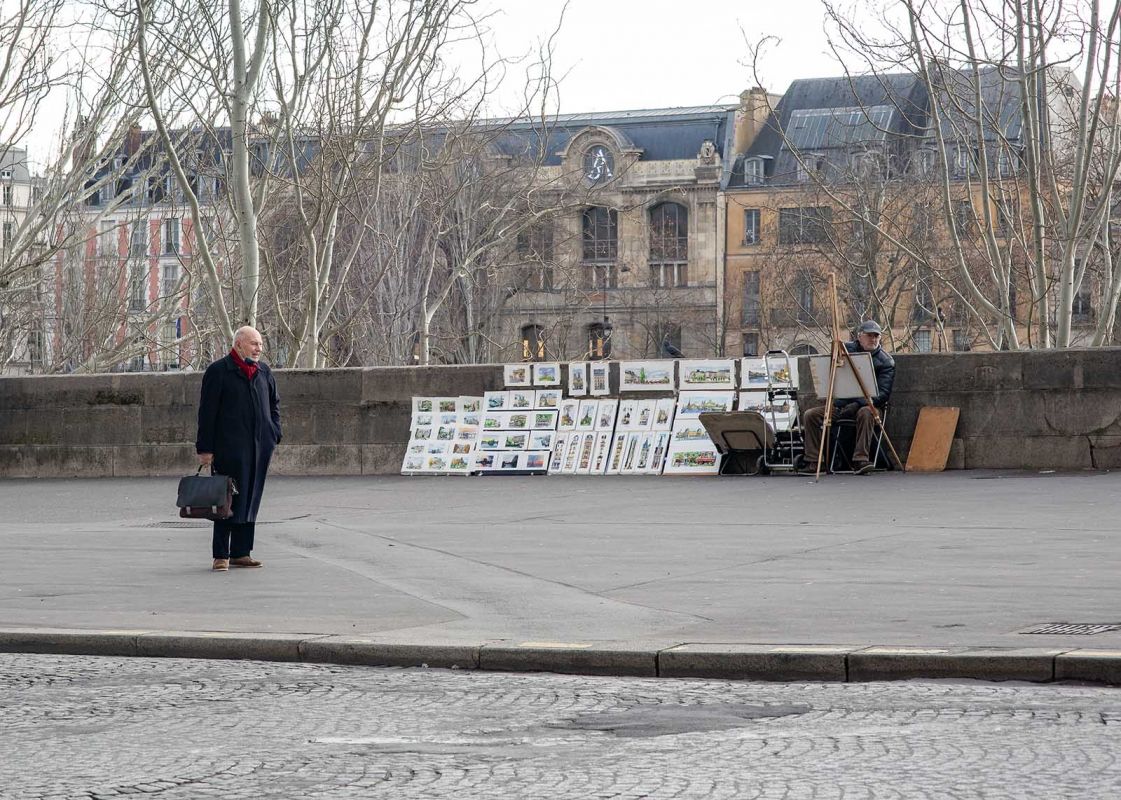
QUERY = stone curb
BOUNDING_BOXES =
[1,629,1119,685]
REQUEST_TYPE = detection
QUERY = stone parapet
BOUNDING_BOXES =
[1,350,1118,477]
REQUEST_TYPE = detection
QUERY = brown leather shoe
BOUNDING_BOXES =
[229,556,262,568]
[212,558,230,571]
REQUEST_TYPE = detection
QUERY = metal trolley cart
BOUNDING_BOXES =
[698,350,804,476]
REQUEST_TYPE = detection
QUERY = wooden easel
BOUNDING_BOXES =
[815,273,905,480]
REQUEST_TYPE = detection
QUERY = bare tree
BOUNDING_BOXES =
[746,0,1121,349]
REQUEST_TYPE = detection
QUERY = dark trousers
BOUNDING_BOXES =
[212,520,255,559]
[803,403,877,464]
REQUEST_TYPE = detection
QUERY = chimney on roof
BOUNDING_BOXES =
[734,87,771,154]
[126,123,142,156]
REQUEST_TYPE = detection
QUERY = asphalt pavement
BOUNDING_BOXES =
[2,470,1120,682]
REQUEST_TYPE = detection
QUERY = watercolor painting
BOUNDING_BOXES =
[532,410,559,429]
[482,413,505,430]
[676,391,735,417]
[635,399,656,431]
[619,360,674,391]
[457,396,481,414]
[413,398,433,414]
[507,413,530,430]
[595,399,619,431]
[529,431,554,450]
[557,399,579,431]
[741,357,769,388]
[524,452,548,470]
[548,433,568,472]
[535,388,561,409]
[576,399,597,430]
[589,362,610,396]
[568,361,588,396]
[484,391,509,411]
[605,432,628,475]
[678,359,736,390]
[653,397,677,430]
[589,431,613,474]
[616,399,639,430]
[532,362,561,386]
[472,451,496,471]
[504,364,531,387]
[509,390,534,409]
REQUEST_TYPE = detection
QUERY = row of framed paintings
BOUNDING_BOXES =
[473,450,551,472]
[404,396,484,474]
[501,357,799,395]
[484,389,561,411]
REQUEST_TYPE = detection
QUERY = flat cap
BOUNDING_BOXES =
[858,320,883,335]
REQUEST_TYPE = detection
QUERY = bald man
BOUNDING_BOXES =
[196,326,282,571]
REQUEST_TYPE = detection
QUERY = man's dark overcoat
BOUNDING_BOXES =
[196,355,282,524]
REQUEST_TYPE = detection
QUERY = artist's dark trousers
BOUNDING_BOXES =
[803,404,876,464]
[212,520,255,559]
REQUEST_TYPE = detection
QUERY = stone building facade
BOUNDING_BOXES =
[492,106,747,362]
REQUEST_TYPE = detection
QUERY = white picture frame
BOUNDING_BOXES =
[557,399,579,431]
[678,359,737,391]
[604,432,628,475]
[457,396,482,414]
[435,397,458,414]
[529,430,555,451]
[531,409,559,430]
[411,412,433,430]
[412,397,434,414]
[676,391,736,418]
[589,362,611,396]
[560,434,582,473]
[508,389,535,410]
[619,432,644,474]
[484,391,510,411]
[411,426,433,441]
[589,431,614,474]
[616,399,640,431]
[619,360,675,391]
[523,451,549,471]
[477,432,502,450]
[575,432,598,474]
[595,399,619,431]
[401,453,425,473]
[534,388,562,409]
[497,451,522,471]
[481,412,505,431]
[632,432,657,473]
[662,440,723,475]
[532,362,562,386]
[652,397,677,431]
[576,399,598,430]
[504,364,532,387]
[741,357,770,389]
[647,431,672,474]
[502,431,530,450]
[471,450,497,471]
[634,399,657,431]
[507,411,531,430]
[568,361,589,396]
[548,433,569,472]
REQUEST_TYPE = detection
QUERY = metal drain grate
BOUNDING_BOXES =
[1020,622,1121,636]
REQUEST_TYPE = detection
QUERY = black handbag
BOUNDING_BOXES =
[176,465,238,520]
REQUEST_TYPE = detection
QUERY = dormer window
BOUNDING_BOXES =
[744,157,764,185]
[0,169,11,180]
[583,145,615,184]
[850,150,882,179]
[797,153,826,183]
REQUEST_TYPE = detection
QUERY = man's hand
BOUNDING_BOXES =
[198,452,214,466]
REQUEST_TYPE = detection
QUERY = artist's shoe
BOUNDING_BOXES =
[852,460,875,476]
[212,558,230,571]
[793,456,819,476]
[229,556,262,568]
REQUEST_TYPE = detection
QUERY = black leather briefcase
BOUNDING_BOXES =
[176,466,238,520]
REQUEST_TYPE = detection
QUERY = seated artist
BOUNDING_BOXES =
[800,320,895,475]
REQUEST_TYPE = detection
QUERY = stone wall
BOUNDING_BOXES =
[1,349,1119,477]
[799,348,1121,471]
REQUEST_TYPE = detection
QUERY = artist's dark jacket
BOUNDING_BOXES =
[843,340,895,408]
[196,355,282,524]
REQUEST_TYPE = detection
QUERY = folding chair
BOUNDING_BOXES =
[828,404,890,473]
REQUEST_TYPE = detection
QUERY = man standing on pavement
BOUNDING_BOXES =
[196,326,282,571]
[801,320,894,475]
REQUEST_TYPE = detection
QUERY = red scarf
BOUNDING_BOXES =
[230,348,258,382]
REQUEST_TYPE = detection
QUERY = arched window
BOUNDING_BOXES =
[649,202,688,287]
[582,207,617,289]
[521,324,546,361]
[588,322,612,359]
[789,343,818,356]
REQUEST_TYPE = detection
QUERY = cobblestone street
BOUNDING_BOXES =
[3,654,1120,799]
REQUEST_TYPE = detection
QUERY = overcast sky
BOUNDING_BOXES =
[472,0,843,114]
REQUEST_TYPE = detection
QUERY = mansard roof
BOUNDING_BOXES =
[491,105,735,165]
